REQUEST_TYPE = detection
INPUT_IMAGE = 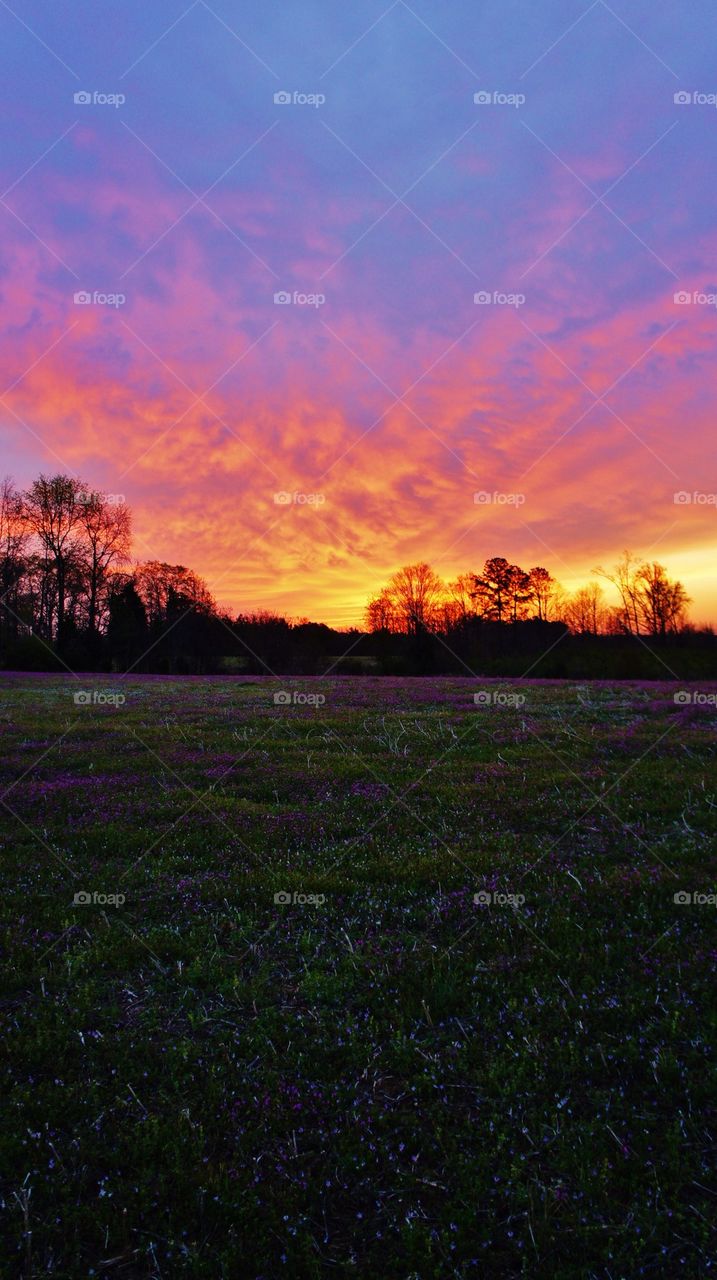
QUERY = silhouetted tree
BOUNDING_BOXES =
[636,562,690,636]
[0,478,29,646]
[471,558,531,623]
[564,583,607,635]
[77,491,132,635]
[366,563,445,636]
[23,475,86,651]
[594,552,690,636]
[106,578,148,670]
[528,566,558,621]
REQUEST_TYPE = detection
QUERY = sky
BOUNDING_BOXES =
[1,0,715,627]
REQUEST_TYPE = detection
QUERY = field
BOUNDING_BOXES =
[1,674,716,1278]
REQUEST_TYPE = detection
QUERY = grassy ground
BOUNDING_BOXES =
[1,674,716,1278]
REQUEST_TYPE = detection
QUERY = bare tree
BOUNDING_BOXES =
[528,566,559,620]
[594,552,690,636]
[564,583,607,634]
[440,574,476,630]
[593,551,642,634]
[365,589,397,633]
[365,563,445,635]
[77,492,132,634]
[0,478,30,642]
[23,475,85,648]
[134,562,215,627]
[636,562,690,636]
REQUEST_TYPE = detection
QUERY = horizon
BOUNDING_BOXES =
[2,2,716,628]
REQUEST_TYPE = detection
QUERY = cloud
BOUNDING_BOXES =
[1,15,716,627]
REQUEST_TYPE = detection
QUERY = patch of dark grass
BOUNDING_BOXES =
[1,677,716,1277]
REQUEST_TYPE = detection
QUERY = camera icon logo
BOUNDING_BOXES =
[274,291,292,305]
[673,91,692,105]
[473,490,492,505]
[273,491,292,505]
[74,91,92,105]
[274,91,292,105]
[73,690,92,705]
[674,290,692,305]
[673,491,692,504]
[274,691,292,705]
[474,290,492,305]
[474,91,492,105]
[473,691,491,705]
[274,890,292,904]
[673,690,692,705]
[74,890,92,904]
[74,291,92,305]
[673,890,692,904]
[474,890,492,905]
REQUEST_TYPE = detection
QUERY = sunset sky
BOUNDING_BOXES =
[1,0,715,626]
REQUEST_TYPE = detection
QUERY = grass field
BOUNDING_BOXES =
[1,674,716,1278]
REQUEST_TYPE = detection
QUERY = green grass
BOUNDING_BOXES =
[1,675,716,1278]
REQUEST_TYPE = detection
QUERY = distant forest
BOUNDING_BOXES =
[1,474,715,679]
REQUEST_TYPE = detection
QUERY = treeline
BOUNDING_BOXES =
[0,475,243,673]
[365,557,691,637]
[1,474,714,678]
[362,559,715,679]
[0,473,362,675]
